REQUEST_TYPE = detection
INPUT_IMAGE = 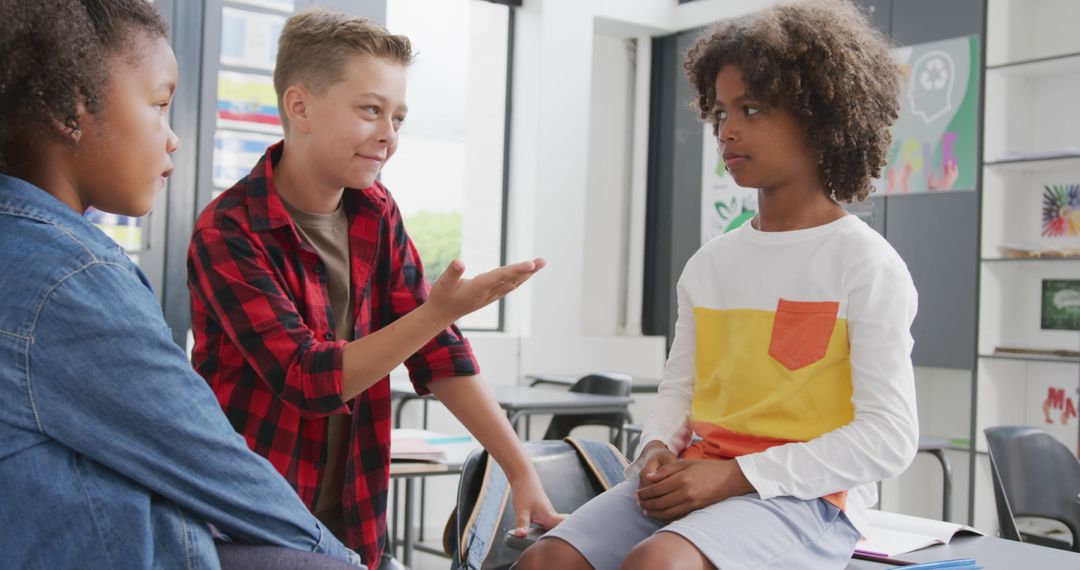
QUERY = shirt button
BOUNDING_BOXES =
[313,263,324,275]
[315,461,326,470]
[324,331,334,340]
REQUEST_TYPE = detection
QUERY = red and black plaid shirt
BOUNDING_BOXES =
[187,141,478,566]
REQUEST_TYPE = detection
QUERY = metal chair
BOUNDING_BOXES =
[541,373,632,444]
[985,426,1080,551]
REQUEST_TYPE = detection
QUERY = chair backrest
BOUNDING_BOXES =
[984,426,1080,551]
[447,439,627,570]
[542,373,632,441]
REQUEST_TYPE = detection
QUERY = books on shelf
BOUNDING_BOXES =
[994,346,1080,359]
[856,510,984,558]
[390,429,474,462]
[991,147,1080,163]
[998,243,1080,259]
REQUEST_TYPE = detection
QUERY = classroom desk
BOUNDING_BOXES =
[845,534,1080,569]
[388,440,477,569]
[525,373,662,393]
[493,385,634,435]
[389,380,635,438]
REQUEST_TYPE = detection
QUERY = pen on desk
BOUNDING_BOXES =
[852,551,916,565]
[902,559,977,570]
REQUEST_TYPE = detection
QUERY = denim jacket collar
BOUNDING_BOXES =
[0,173,126,257]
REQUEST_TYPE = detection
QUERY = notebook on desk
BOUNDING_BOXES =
[390,429,475,462]
[856,510,985,558]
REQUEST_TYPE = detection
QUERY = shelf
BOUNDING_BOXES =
[986,51,1080,77]
[982,257,1080,263]
[222,0,293,16]
[983,154,1080,171]
[979,352,1080,364]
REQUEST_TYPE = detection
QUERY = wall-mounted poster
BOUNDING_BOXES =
[1041,184,1080,237]
[1041,279,1080,330]
[700,124,757,244]
[876,35,980,195]
[85,207,142,253]
[217,71,282,133]
[227,0,293,13]
[220,7,285,71]
[213,130,281,189]
[1025,374,1079,458]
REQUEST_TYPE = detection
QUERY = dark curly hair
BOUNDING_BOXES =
[685,0,900,202]
[0,0,168,172]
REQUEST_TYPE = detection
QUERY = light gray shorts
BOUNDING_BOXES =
[540,480,860,569]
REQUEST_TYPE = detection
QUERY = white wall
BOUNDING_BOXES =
[487,0,776,383]
[580,34,634,336]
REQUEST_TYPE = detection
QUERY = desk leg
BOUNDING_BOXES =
[403,477,416,569]
[391,479,399,556]
[508,410,530,440]
[420,400,429,542]
[507,409,519,437]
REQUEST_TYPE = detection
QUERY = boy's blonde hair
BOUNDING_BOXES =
[273,8,413,126]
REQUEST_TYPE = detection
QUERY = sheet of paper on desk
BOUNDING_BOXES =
[390,429,475,462]
[856,510,985,557]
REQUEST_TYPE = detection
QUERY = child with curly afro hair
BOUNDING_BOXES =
[519,2,919,569]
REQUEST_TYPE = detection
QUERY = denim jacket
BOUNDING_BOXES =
[0,174,361,569]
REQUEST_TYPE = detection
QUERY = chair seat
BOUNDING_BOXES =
[918,436,951,450]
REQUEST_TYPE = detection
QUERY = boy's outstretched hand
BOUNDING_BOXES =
[427,258,545,324]
[635,456,755,522]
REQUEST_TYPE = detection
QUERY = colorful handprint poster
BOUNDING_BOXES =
[700,124,758,244]
[876,35,980,195]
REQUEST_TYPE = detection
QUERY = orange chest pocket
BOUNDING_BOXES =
[768,299,840,371]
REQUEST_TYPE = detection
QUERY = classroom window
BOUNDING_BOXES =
[382,0,512,331]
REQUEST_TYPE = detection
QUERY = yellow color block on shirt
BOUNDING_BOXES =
[691,307,854,445]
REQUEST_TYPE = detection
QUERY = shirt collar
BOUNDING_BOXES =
[245,140,388,234]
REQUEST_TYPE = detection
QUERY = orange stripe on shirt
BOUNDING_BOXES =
[684,420,847,511]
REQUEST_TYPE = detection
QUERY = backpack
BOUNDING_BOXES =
[443,438,628,570]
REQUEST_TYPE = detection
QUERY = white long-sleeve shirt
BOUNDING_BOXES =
[633,214,919,536]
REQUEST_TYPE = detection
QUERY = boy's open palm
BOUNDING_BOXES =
[635,458,755,522]
[427,258,545,322]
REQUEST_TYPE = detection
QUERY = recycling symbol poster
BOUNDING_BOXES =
[699,34,980,244]
[876,35,980,195]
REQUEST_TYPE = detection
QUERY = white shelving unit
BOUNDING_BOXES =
[975,0,1080,529]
